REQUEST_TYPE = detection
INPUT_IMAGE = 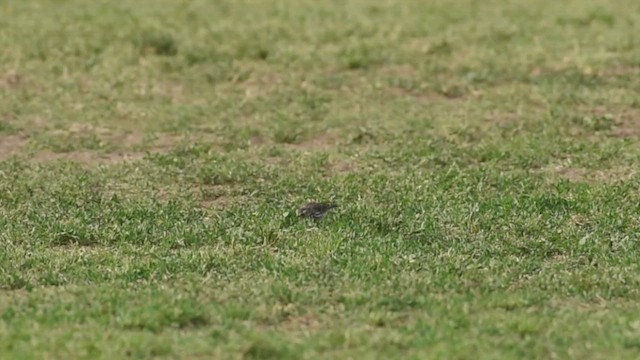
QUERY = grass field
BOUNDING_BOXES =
[2,0,640,358]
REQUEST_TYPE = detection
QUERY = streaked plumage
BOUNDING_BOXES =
[298,202,338,220]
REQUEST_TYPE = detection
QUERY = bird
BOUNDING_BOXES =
[298,202,338,221]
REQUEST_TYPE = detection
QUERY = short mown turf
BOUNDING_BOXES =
[2,0,640,359]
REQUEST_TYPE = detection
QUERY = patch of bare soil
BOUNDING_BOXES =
[387,86,441,101]
[31,150,145,165]
[594,65,640,78]
[0,134,29,160]
[570,106,640,139]
[551,165,635,184]
[146,133,187,152]
[386,84,470,102]
[249,136,267,145]
[553,167,588,182]
[29,127,194,165]
[372,63,470,101]
[199,197,230,209]
[483,112,522,127]
[240,73,283,99]
[0,71,21,89]
[152,82,185,103]
[280,312,322,331]
[251,134,333,151]
[328,159,357,173]
[287,134,336,151]
[609,110,640,138]
[377,64,421,78]
[199,195,245,210]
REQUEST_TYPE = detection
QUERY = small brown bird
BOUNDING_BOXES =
[298,202,338,221]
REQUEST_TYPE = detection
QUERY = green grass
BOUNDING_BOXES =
[2,0,640,358]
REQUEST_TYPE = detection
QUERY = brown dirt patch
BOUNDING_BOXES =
[483,112,521,127]
[67,123,111,136]
[280,312,322,331]
[199,195,246,210]
[240,73,283,99]
[609,110,640,138]
[288,134,336,151]
[376,63,469,101]
[387,86,440,101]
[570,106,640,139]
[197,183,248,210]
[2,121,223,165]
[377,64,420,78]
[554,167,588,182]
[328,159,357,173]
[250,134,333,152]
[148,133,190,151]
[152,82,185,103]
[0,134,29,160]
[264,156,286,166]
[200,197,230,209]
[550,165,635,184]
[249,136,267,145]
[199,185,231,208]
[61,123,146,147]
[0,71,22,89]
[594,65,640,78]
[27,130,189,165]
[31,150,145,165]
[386,84,469,102]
